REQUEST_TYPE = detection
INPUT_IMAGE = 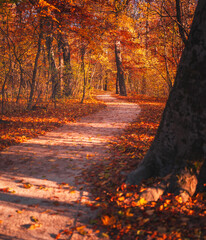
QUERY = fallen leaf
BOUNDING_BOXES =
[23,183,32,189]
[28,223,42,230]
[16,210,23,214]
[101,215,116,226]
[70,190,77,194]
[126,208,134,217]
[0,187,15,193]
[101,232,110,238]
[30,216,39,222]
[76,225,87,235]
[55,233,61,239]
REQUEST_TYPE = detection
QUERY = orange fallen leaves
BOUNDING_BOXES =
[0,98,106,152]
[23,183,33,189]
[55,226,88,239]
[55,229,73,239]
[76,225,87,235]
[101,215,116,226]
[84,94,206,240]
[0,187,15,193]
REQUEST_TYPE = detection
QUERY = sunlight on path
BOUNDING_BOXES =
[0,94,140,240]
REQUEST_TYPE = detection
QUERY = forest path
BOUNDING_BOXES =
[0,94,140,240]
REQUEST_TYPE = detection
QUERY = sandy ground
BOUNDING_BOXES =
[0,94,140,240]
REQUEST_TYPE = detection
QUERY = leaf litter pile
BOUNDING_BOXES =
[0,98,106,151]
[84,94,206,240]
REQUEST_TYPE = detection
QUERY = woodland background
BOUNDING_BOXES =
[1,2,206,239]
[0,0,197,112]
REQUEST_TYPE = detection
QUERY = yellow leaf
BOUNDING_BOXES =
[76,225,87,235]
[30,216,39,222]
[102,232,110,238]
[138,197,147,205]
[118,196,125,202]
[28,223,42,230]
[70,190,76,194]
[23,183,32,189]
[126,208,134,217]
[126,192,133,197]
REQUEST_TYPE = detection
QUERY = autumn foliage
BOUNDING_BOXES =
[0,0,204,238]
[0,0,197,112]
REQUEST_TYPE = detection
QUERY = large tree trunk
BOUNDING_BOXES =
[115,41,127,96]
[126,0,206,202]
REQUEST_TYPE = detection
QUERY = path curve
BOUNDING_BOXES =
[0,94,140,240]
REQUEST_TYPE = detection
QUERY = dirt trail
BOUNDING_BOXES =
[0,94,140,240]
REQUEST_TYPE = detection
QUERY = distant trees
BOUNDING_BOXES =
[0,0,197,112]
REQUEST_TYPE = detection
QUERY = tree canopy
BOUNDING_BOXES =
[0,0,197,110]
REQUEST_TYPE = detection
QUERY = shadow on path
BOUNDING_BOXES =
[0,94,140,240]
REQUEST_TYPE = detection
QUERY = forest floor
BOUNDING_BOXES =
[0,93,140,240]
[0,93,205,240]
[85,94,206,240]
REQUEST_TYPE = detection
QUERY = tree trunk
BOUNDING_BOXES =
[16,63,24,104]
[80,46,86,104]
[57,35,64,95]
[115,41,127,96]
[1,71,10,114]
[58,34,73,96]
[116,73,119,94]
[126,0,206,202]
[175,0,188,45]
[46,33,59,101]
[140,76,146,95]
[104,71,108,91]
[27,20,43,110]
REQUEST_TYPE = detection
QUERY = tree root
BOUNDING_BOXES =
[127,166,200,203]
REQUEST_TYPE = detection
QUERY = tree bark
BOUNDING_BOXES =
[115,41,127,96]
[104,71,108,91]
[116,72,119,94]
[58,34,73,96]
[45,32,60,100]
[80,45,86,104]
[140,76,146,95]
[16,62,24,104]
[176,0,188,45]
[27,19,43,110]
[126,0,206,201]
